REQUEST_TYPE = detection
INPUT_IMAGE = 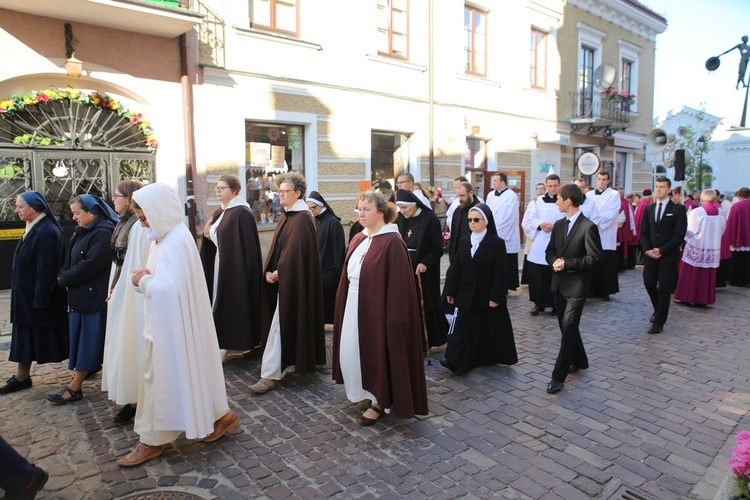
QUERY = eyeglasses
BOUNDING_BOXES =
[278,189,296,194]
[112,193,127,198]
[467,217,483,223]
[215,186,230,191]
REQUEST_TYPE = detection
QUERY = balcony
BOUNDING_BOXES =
[0,0,204,38]
[569,91,631,137]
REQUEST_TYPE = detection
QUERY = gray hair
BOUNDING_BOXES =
[276,171,307,199]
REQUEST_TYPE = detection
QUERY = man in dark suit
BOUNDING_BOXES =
[545,184,603,394]
[640,176,687,334]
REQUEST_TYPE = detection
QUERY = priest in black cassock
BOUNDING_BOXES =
[395,190,448,348]
[307,191,346,324]
[448,182,480,263]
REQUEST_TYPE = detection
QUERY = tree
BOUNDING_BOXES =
[674,109,717,193]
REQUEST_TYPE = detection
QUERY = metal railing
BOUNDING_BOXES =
[196,0,226,67]
[569,91,631,136]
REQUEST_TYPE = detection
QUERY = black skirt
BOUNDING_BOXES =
[9,323,69,364]
[445,306,517,372]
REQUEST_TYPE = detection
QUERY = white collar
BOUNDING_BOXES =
[286,199,309,212]
[363,223,400,237]
[222,195,250,210]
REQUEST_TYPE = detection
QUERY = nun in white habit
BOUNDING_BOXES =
[117,183,239,468]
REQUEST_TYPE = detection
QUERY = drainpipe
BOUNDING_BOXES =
[428,0,435,186]
[180,30,198,239]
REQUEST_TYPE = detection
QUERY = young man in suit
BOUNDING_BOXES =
[545,184,603,394]
[640,176,688,334]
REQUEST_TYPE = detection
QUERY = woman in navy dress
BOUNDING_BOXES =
[0,192,68,395]
[47,195,116,404]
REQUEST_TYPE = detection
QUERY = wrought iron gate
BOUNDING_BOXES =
[0,147,155,288]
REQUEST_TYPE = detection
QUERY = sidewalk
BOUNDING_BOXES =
[1,268,749,499]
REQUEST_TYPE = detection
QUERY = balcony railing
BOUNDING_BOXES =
[195,0,226,68]
[569,91,631,137]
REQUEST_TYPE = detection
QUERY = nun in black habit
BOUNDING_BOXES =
[395,189,448,348]
[442,203,517,373]
[307,191,346,324]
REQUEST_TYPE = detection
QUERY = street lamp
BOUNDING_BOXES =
[697,135,706,191]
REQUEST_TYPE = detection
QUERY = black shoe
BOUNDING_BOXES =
[648,324,664,334]
[45,386,83,404]
[548,308,557,316]
[649,313,656,323]
[569,364,588,374]
[0,376,32,395]
[11,465,48,500]
[114,404,137,424]
[546,381,564,394]
[601,295,610,301]
[530,305,542,316]
[440,357,458,373]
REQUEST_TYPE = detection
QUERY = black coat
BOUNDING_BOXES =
[448,198,480,262]
[444,231,507,312]
[545,214,602,298]
[10,216,67,327]
[314,210,346,287]
[58,216,115,313]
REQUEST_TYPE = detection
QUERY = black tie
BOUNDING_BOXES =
[656,202,662,224]
[563,219,570,242]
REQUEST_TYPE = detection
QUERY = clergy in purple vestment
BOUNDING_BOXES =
[726,187,750,286]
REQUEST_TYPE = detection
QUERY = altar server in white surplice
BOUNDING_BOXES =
[116,183,239,468]
[486,172,521,291]
[521,174,565,315]
[586,171,620,300]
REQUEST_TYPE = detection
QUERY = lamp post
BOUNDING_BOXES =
[697,135,706,191]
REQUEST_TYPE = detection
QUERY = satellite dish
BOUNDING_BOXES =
[593,64,617,90]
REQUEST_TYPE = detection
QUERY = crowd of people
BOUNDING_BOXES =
[1,168,749,497]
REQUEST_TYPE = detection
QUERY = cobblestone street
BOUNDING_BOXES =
[1,265,749,499]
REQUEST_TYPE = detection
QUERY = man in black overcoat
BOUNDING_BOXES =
[545,184,602,394]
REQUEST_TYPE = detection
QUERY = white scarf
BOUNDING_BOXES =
[470,229,487,257]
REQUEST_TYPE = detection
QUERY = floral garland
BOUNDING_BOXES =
[0,87,158,150]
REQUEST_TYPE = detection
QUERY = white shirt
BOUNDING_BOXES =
[586,187,620,250]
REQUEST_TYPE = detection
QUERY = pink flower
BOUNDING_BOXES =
[730,430,750,477]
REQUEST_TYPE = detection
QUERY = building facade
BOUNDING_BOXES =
[554,0,666,192]
[0,0,669,283]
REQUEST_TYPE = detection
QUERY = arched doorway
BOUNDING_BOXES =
[0,87,157,288]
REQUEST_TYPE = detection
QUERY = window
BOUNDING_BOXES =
[371,131,411,195]
[245,122,304,225]
[377,0,408,58]
[464,6,487,76]
[464,137,489,199]
[250,0,299,36]
[614,152,627,189]
[618,39,641,113]
[579,46,595,116]
[530,29,547,90]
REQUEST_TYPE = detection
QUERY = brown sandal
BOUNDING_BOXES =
[357,404,386,426]
[249,378,276,395]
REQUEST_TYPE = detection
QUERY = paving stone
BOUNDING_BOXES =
[1,270,748,498]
